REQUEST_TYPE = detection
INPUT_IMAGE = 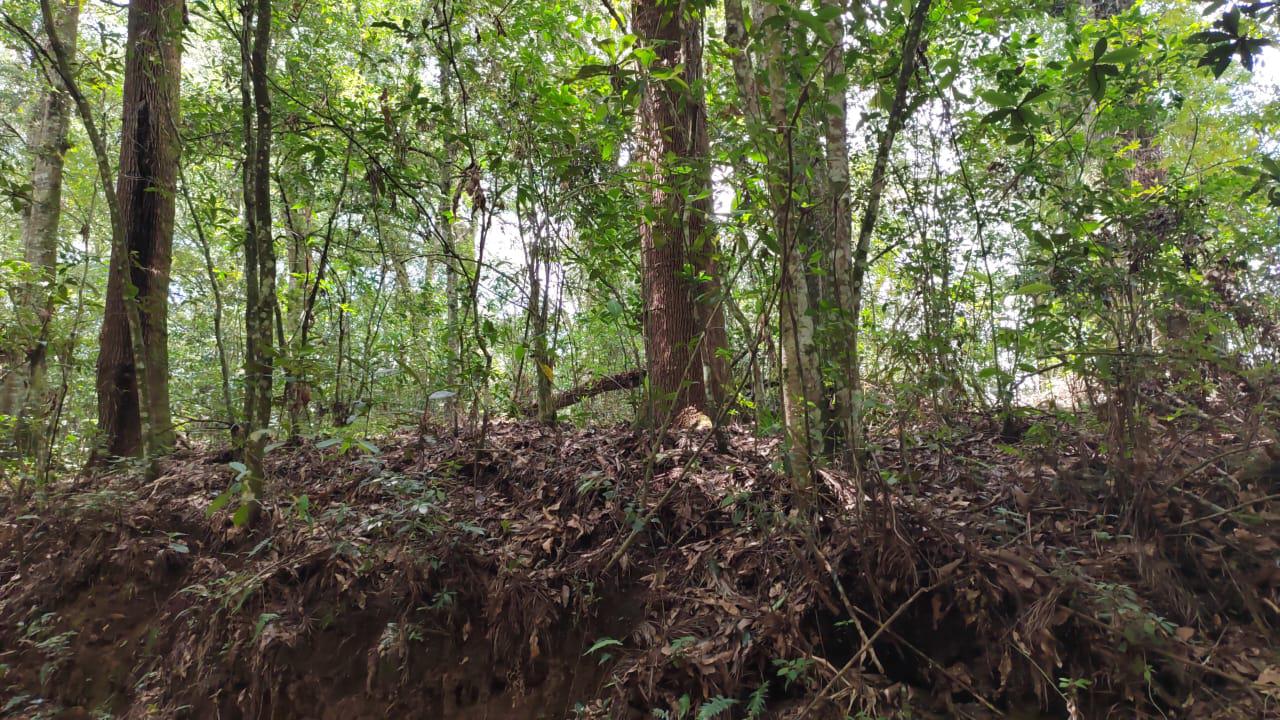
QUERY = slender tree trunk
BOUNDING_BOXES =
[1,0,79,460]
[765,1,823,483]
[279,176,314,435]
[723,0,760,121]
[527,232,555,424]
[239,0,259,438]
[821,0,859,467]
[724,0,823,480]
[95,0,183,459]
[240,0,274,522]
[849,0,931,461]
[179,167,236,427]
[634,0,710,423]
[437,55,467,427]
[689,32,732,417]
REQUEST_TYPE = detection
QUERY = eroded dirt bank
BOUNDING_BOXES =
[1,416,1277,719]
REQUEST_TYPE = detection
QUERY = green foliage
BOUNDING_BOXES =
[0,0,1273,501]
[695,696,736,720]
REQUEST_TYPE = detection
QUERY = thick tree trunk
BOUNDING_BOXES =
[635,0,710,423]
[1,0,79,460]
[95,0,182,458]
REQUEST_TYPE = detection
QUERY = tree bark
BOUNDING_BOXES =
[527,233,555,424]
[689,38,732,417]
[723,0,824,481]
[1,0,79,460]
[279,174,314,435]
[95,0,183,458]
[635,0,710,423]
[765,1,824,483]
[240,0,274,522]
[821,0,859,467]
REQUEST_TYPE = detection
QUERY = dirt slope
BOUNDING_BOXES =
[1,415,1277,719]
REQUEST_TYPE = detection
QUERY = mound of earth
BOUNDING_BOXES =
[1,414,1277,718]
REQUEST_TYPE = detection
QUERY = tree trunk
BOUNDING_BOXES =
[1,0,79,460]
[821,0,859,467]
[240,0,274,522]
[723,0,824,480]
[95,0,182,458]
[689,38,732,417]
[180,167,236,427]
[765,1,823,483]
[527,233,555,424]
[279,175,314,435]
[239,0,260,438]
[437,53,467,427]
[635,0,710,423]
[848,0,932,462]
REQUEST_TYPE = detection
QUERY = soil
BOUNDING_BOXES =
[1,410,1277,719]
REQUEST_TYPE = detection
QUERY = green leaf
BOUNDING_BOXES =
[1020,86,1052,105]
[584,637,622,656]
[793,9,833,45]
[253,612,280,641]
[1014,281,1053,295]
[571,64,613,82]
[978,89,1018,108]
[232,503,252,527]
[1087,66,1108,100]
[207,490,234,516]
[696,696,737,720]
[1099,46,1140,64]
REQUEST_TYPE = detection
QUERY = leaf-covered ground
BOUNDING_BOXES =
[1,408,1277,719]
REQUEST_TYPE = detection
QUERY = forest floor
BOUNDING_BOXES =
[1,405,1278,719]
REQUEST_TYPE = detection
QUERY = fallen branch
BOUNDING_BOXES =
[523,368,644,415]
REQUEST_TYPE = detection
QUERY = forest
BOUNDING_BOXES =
[0,0,1278,716]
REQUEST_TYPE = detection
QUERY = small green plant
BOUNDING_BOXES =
[19,612,76,687]
[745,684,768,718]
[584,636,623,664]
[696,696,736,719]
[772,656,814,689]
[1058,675,1092,692]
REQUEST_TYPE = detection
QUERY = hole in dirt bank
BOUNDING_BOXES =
[810,594,1076,719]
